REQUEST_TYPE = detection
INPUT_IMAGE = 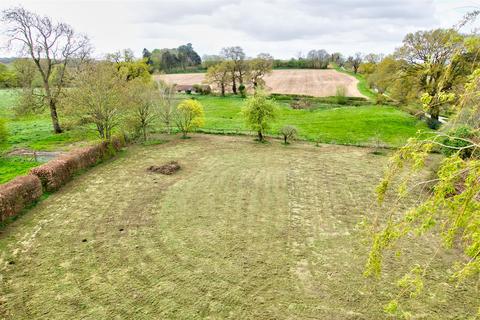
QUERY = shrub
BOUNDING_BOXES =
[335,86,347,105]
[193,84,203,94]
[202,85,212,95]
[280,125,298,144]
[239,84,247,98]
[375,93,387,105]
[0,118,7,144]
[290,98,312,110]
[0,175,42,222]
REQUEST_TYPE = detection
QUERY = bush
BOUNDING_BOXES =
[0,118,7,143]
[426,117,441,130]
[290,98,312,109]
[239,84,247,98]
[335,86,347,105]
[442,126,478,159]
[375,93,387,105]
[0,175,42,222]
[280,125,298,144]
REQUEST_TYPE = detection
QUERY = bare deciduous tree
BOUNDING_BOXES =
[347,52,363,74]
[2,7,91,133]
[157,81,177,134]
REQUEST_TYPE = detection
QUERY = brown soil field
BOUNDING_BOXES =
[0,134,477,319]
[155,69,365,97]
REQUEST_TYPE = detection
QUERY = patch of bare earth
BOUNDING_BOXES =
[155,69,365,98]
[0,134,476,319]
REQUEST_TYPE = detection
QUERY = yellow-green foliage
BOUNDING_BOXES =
[0,118,7,143]
[175,99,205,137]
[243,91,277,141]
[366,69,480,317]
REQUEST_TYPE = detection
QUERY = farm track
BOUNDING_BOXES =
[0,135,477,319]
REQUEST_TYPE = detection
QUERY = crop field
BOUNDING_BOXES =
[0,135,476,319]
[156,69,365,97]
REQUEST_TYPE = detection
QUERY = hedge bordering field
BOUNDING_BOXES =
[0,137,126,223]
[0,175,43,222]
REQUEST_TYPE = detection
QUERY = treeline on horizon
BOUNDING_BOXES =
[2,26,480,130]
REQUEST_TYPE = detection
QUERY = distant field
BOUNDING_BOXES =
[0,135,476,319]
[156,69,365,98]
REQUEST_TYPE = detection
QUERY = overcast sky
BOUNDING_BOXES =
[0,0,479,59]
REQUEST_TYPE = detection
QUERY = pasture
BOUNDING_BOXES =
[156,69,365,97]
[193,95,427,146]
[0,135,477,319]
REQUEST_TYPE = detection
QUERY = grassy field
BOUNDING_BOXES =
[0,134,476,319]
[0,90,97,183]
[0,89,427,183]
[333,66,376,100]
[0,90,95,153]
[190,94,428,146]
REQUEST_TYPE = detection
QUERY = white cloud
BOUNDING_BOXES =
[0,0,476,59]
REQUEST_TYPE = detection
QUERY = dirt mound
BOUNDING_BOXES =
[147,161,180,175]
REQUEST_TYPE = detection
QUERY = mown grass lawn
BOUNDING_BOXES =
[189,94,428,146]
[0,135,476,319]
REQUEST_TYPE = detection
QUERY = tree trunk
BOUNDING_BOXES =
[49,98,63,133]
[232,75,237,94]
[258,130,263,142]
[221,84,225,96]
[284,135,287,144]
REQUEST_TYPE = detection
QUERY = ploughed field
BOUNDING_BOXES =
[156,69,365,97]
[0,135,477,319]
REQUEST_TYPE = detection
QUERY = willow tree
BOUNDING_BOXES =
[2,7,91,133]
[366,69,480,317]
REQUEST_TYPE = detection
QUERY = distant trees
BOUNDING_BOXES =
[330,52,345,67]
[243,91,277,142]
[347,53,363,74]
[221,46,247,94]
[146,43,202,73]
[107,49,151,82]
[206,62,230,96]
[307,49,330,69]
[204,49,273,95]
[249,54,274,88]
[2,7,91,133]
